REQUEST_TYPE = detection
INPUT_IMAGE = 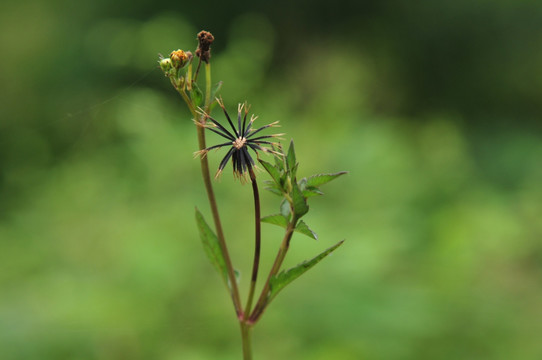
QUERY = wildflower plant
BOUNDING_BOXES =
[159,30,346,359]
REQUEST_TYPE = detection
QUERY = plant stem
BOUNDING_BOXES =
[175,71,243,317]
[204,63,212,108]
[201,63,242,316]
[240,321,253,360]
[195,122,243,316]
[244,168,261,316]
[249,217,297,323]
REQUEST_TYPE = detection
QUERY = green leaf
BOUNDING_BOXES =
[190,83,203,107]
[265,186,283,196]
[268,240,345,303]
[261,214,289,228]
[295,220,318,240]
[306,172,348,188]
[274,151,286,172]
[259,159,282,186]
[286,140,297,177]
[195,208,228,285]
[291,182,309,218]
[302,187,324,198]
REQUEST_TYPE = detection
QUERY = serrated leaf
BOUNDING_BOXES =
[291,182,309,218]
[302,187,324,197]
[268,240,345,303]
[295,220,318,240]
[259,159,282,186]
[195,208,228,285]
[265,187,283,196]
[306,172,348,188]
[190,83,204,107]
[261,214,289,228]
[286,140,297,177]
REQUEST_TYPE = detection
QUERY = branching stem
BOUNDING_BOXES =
[175,68,243,317]
[249,215,298,323]
[244,168,261,317]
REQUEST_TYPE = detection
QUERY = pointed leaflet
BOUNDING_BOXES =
[259,159,282,187]
[298,177,323,198]
[302,188,324,198]
[264,185,283,197]
[268,240,345,303]
[295,220,318,240]
[195,208,228,285]
[261,214,289,228]
[291,182,309,218]
[305,172,348,188]
[286,140,297,178]
[262,215,318,240]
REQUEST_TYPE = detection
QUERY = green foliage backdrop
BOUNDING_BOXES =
[1,0,542,359]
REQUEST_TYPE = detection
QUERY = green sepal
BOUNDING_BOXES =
[190,83,204,107]
[261,214,289,228]
[268,240,345,303]
[195,208,228,286]
[295,220,318,240]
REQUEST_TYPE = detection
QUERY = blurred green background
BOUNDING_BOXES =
[2,0,542,359]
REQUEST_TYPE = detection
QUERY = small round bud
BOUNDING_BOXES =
[170,49,189,69]
[159,58,172,72]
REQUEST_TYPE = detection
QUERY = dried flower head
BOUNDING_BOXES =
[195,30,215,63]
[196,99,283,180]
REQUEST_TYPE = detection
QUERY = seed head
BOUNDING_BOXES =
[196,98,283,181]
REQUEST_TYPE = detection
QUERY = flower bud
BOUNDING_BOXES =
[170,49,189,69]
[159,58,172,72]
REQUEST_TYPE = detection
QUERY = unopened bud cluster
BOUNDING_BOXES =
[159,49,194,89]
[159,31,215,93]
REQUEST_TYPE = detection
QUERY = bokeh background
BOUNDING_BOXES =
[2,0,542,359]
